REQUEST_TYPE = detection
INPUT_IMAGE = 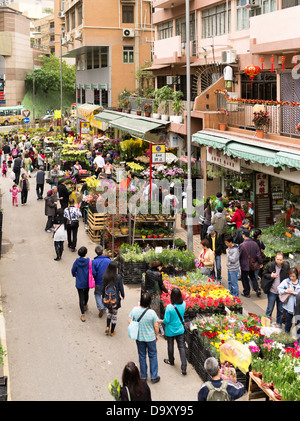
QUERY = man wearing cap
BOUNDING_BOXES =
[206,225,225,283]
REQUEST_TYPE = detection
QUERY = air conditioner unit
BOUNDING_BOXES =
[123,29,135,37]
[221,50,237,64]
[247,0,261,7]
[58,11,65,18]
[75,29,82,40]
[61,37,67,45]
[66,34,73,43]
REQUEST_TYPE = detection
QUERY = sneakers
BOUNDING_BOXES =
[151,377,160,384]
[105,327,110,335]
[80,314,86,322]
[110,331,116,337]
[46,229,52,233]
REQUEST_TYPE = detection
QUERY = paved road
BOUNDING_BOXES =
[0,171,204,401]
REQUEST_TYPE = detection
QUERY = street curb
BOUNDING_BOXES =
[0,285,10,401]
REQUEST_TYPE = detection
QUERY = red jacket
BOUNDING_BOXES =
[231,209,245,228]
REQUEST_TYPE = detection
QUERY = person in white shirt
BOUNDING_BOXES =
[93,152,105,169]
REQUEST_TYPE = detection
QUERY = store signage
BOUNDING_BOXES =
[256,173,269,195]
[80,121,90,134]
[207,147,240,172]
[151,143,166,164]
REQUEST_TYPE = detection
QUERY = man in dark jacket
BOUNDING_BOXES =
[36,166,45,200]
[239,231,263,298]
[233,219,250,245]
[57,179,70,210]
[206,225,225,282]
[12,154,22,184]
[92,246,111,318]
[261,251,290,327]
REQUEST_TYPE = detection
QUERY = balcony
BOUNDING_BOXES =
[250,5,300,54]
[154,36,197,65]
[153,0,184,8]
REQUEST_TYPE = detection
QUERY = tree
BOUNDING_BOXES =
[25,55,76,94]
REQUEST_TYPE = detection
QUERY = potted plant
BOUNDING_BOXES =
[117,89,131,112]
[171,90,184,124]
[143,102,152,117]
[124,99,131,114]
[252,110,270,138]
[136,97,142,116]
[152,94,160,119]
[218,108,229,131]
[157,85,173,121]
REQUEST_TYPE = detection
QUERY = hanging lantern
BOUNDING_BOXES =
[292,55,298,70]
[244,64,261,87]
[260,56,264,71]
[271,54,274,72]
[282,55,285,71]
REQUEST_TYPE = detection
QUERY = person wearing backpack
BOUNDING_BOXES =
[101,261,124,337]
[198,357,245,401]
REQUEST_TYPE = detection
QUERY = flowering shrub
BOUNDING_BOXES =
[252,110,270,129]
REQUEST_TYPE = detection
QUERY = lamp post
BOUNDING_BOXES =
[54,33,63,136]
[185,0,193,252]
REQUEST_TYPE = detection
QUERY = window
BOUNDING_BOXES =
[87,51,93,69]
[77,88,81,104]
[241,72,276,101]
[71,11,76,29]
[157,21,173,40]
[176,14,196,43]
[202,3,231,38]
[66,13,70,32]
[100,47,108,67]
[50,21,54,29]
[236,0,274,31]
[94,89,100,105]
[123,46,134,63]
[80,54,86,71]
[282,0,300,8]
[94,49,99,69]
[122,5,134,23]
[76,56,81,71]
[81,89,85,104]
[77,5,82,25]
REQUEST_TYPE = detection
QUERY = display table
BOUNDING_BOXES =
[248,372,280,401]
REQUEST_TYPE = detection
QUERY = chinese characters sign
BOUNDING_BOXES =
[151,144,166,164]
[256,173,269,195]
[207,147,240,172]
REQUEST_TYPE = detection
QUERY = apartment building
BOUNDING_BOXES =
[32,13,55,55]
[53,0,154,112]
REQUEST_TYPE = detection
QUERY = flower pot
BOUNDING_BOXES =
[152,113,160,119]
[147,234,153,238]
[161,114,169,121]
[125,109,131,114]
[256,129,264,139]
[172,115,183,124]
[144,111,150,117]
[219,123,227,131]
[120,227,129,235]
[117,108,122,112]
[136,110,142,116]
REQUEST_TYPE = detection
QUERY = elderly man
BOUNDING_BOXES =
[239,231,263,298]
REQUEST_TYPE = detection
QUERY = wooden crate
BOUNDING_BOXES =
[88,228,102,243]
[88,212,105,231]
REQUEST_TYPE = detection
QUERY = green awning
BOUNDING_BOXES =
[94,111,122,123]
[226,142,279,167]
[276,151,300,170]
[110,117,165,138]
[192,132,231,150]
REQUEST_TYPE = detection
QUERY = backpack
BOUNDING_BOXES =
[103,284,117,309]
[205,380,230,401]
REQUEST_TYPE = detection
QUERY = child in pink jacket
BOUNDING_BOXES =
[10,184,20,206]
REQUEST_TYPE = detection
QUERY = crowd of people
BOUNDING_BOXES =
[1,134,300,402]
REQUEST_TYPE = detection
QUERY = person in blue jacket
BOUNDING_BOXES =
[71,246,90,322]
[277,267,300,334]
[161,287,187,375]
[92,245,111,318]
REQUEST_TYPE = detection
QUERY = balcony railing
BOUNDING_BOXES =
[122,96,193,118]
[216,92,300,138]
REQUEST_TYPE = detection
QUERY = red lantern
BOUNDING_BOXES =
[292,55,298,70]
[260,56,264,71]
[282,55,285,71]
[271,54,274,72]
[244,64,261,87]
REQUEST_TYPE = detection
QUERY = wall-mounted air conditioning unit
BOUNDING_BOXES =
[61,37,66,45]
[247,0,261,7]
[75,30,82,40]
[221,50,237,64]
[58,11,65,18]
[123,29,135,37]
[66,34,73,43]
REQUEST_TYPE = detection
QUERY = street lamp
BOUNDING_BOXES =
[54,33,63,136]
[185,0,193,252]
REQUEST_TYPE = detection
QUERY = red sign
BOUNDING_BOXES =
[22,110,30,117]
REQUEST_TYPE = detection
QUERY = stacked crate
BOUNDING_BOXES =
[87,212,105,242]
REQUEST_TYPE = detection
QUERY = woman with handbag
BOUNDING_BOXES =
[161,288,187,375]
[198,239,214,277]
[120,362,151,401]
[278,267,300,334]
[63,198,82,252]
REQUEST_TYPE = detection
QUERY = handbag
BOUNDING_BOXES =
[89,258,95,289]
[128,308,149,340]
[242,243,261,272]
[279,292,291,304]
[173,305,184,326]
[68,208,79,228]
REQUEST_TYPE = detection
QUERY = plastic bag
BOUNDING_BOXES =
[219,340,252,374]
[10,171,15,180]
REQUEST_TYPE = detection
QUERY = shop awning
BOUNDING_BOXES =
[276,151,300,170]
[94,110,122,123]
[192,131,231,150]
[78,103,102,117]
[110,116,165,138]
[225,142,279,167]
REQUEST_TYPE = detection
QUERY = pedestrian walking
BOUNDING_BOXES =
[233,219,250,245]
[211,207,226,235]
[198,239,215,277]
[198,357,245,401]
[161,287,187,375]
[277,267,300,334]
[224,234,240,297]
[50,164,59,188]
[18,173,30,205]
[23,153,32,177]
[71,246,90,322]
[144,260,169,318]
[9,184,20,206]
[128,291,160,383]
[92,245,111,318]
[120,362,152,401]
[239,230,263,298]
[57,179,70,210]
[64,198,82,252]
[206,225,225,283]
[44,189,57,232]
[200,197,211,240]
[35,166,45,200]
[101,261,124,336]
[214,192,224,212]
[12,154,22,185]
[52,208,68,261]
[2,160,7,177]
[261,251,290,327]
[230,203,245,229]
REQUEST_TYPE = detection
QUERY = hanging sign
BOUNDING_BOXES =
[151,143,166,164]
[256,173,269,195]
[80,121,90,134]
[207,147,240,172]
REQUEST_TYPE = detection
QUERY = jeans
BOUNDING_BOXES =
[241,270,260,296]
[67,224,78,250]
[36,184,44,199]
[284,311,294,333]
[265,292,283,326]
[94,285,106,312]
[136,339,158,380]
[227,270,239,297]
[21,190,28,204]
[212,254,222,281]
[166,333,187,372]
[54,241,64,259]
[45,215,54,231]
[77,288,89,314]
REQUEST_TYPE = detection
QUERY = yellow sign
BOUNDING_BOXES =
[54,110,61,119]
[151,143,166,164]
[152,144,166,154]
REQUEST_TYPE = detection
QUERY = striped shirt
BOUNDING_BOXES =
[129,306,159,342]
